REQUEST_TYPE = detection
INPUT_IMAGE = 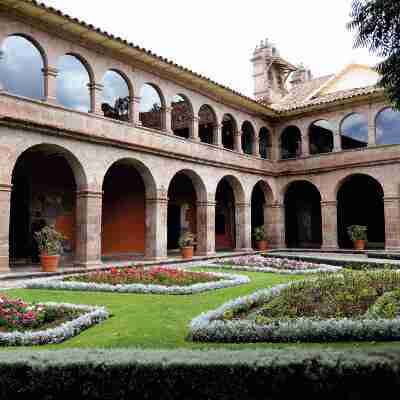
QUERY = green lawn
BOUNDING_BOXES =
[3,268,400,350]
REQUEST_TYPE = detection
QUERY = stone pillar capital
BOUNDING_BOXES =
[133,96,142,104]
[0,184,12,193]
[76,190,103,199]
[384,196,400,204]
[146,197,169,205]
[87,82,104,92]
[42,66,59,77]
[197,201,217,207]
[321,200,337,207]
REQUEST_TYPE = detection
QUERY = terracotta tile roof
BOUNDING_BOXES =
[274,85,383,113]
[273,75,334,109]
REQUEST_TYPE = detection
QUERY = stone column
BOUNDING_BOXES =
[333,132,342,152]
[235,202,252,251]
[384,196,400,250]
[190,116,200,141]
[127,96,134,123]
[213,124,222,147]
[133,96,142,126]
[321,201,338,250]
[234,131,243,153]
[301,134,309,157]
[196,201,216,256]
[0,50,4,92]
[252,136,260,156]
[368,108,377,146]
[88,83,104,115]
[75,190,103,268]
[163,107,173,134]
[42,66,58,104]
[145,196,168,260]
[0,184,11,272]
[265,203,285,249]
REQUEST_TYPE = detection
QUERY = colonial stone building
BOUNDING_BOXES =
[0,0,399,272]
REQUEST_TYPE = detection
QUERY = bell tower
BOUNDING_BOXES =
[251,38,297,104]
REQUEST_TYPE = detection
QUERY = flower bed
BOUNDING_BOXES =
[187,270,400,343]
[211,255,341,274]
[0,295,108,346]
[26,267,250,295]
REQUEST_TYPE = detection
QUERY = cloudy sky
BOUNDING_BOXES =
[40,0,381,97]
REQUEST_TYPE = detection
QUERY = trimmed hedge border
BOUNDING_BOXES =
[188,277,400,343]
[0,303,108,346]
[25,271,250,295]
[202,262,342,274]
[0,349,400,398]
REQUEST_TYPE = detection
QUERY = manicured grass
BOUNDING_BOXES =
[3,268,400,350]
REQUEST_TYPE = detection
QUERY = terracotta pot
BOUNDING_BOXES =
[181,246,194,259]
[256,240,268,251]
[354,240,366,250]
[40,254,60,272]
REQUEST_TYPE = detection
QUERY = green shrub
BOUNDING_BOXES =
[258,271,400,320]
[367,290,400,319]
[0,349,400,399]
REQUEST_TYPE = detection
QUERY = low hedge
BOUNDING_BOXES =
[0,349,400,399]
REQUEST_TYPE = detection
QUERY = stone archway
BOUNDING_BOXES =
[337,174,385,249]
[9,144,87,268]
[284,181,322,248]
[101,158,157,261]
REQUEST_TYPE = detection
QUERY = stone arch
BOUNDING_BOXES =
[221,113,237,150]
[139,82,166,130]
[259,126,271,159]
[280,125,302,159]
[101,69,132,121]
[167,169,208,251]
[56,53,93,112]
[198,104,218,144]
[9,143,88,267]
[101,157,158,260]
[251,180,274,247]
[375,106,400,146]
[340,112,368,150]
[241,120,255,155]
[336,173,385,249]
[215,175,246,250]
[171,93,194,139]
[308,119,334,154]
[284,180,322,248]
[0,33,47,100]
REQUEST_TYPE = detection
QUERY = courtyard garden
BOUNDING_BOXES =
[1,256,400,350]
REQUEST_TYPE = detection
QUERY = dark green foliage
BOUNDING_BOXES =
[0,349,399,399]
[348,0,400,109]
[368,289,400,318]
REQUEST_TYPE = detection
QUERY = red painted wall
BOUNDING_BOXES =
[102,164,146,255]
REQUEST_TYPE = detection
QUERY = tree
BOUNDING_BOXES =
[348,0,400,109]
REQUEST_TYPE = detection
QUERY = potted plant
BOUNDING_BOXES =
[347,225,367,250]
[253,226,268,251]
[34,225,65,272]
[178,231,196,259]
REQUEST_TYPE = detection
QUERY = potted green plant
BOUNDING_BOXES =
[253,226,268,251]
[178,231,196,259]
[347,225,367,250]
[34,225,65,272]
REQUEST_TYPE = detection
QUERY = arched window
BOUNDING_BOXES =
[172,94,192,139]
[57,54,91,112]
[242,121,254,155]
[0,35,44,100]
[309,120,334,154]
[376,108,400,145]
[199,104,216,144]
[139,83,163,130]
[259,127,271,159]
[281,126,301,159]
[341,113,368,150]
[222,114,236,150]
[101,70,130,122]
